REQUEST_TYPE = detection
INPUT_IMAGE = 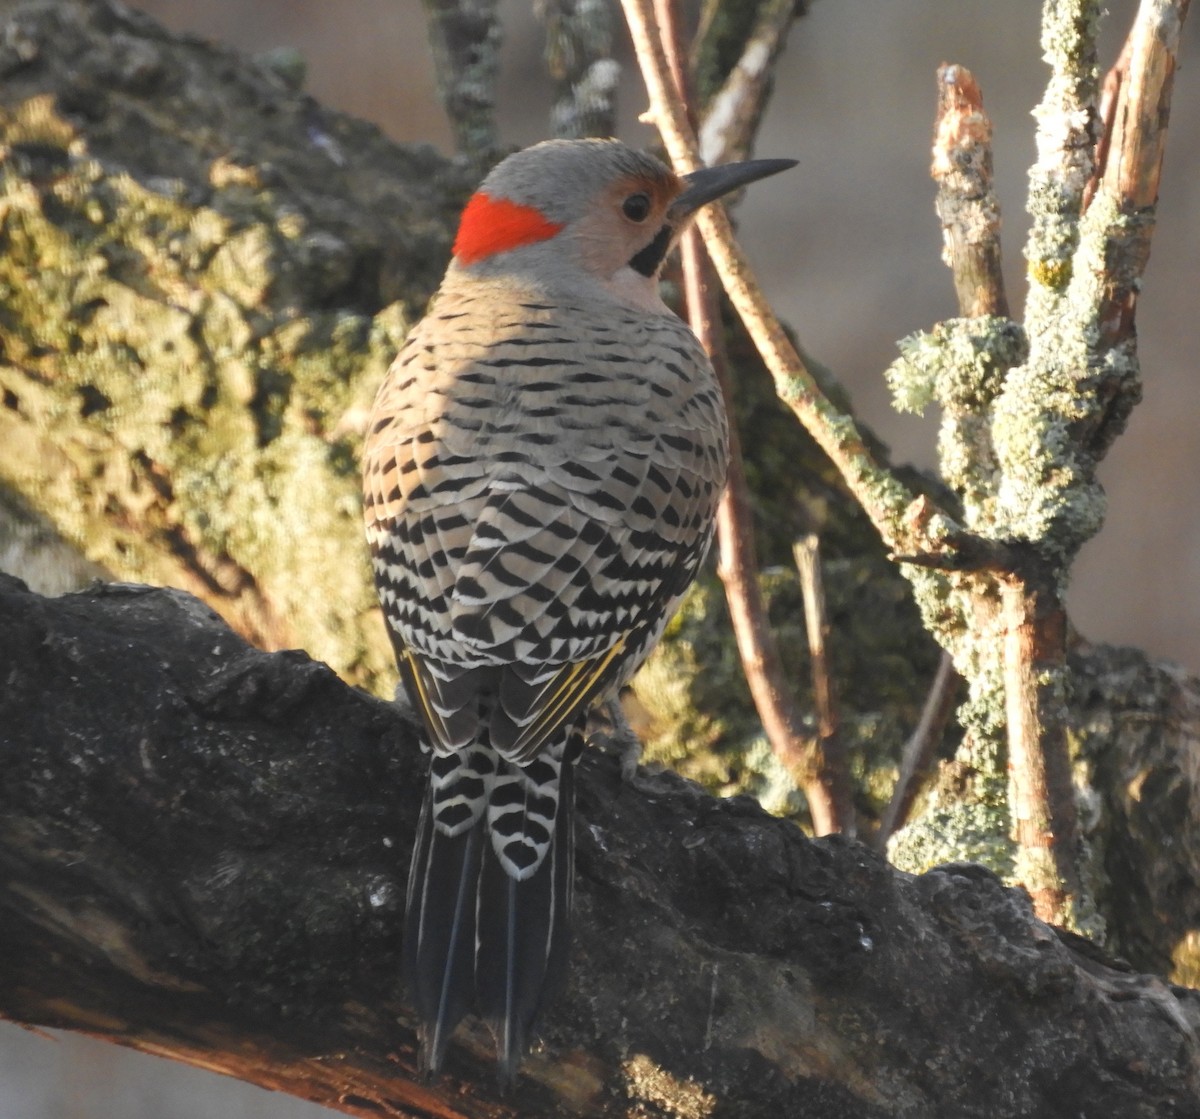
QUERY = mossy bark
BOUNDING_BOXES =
[0,0,470,692]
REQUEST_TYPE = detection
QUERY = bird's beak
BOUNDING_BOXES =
[668,158,797,221]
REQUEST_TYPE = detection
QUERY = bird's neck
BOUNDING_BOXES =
[445,253,671,318]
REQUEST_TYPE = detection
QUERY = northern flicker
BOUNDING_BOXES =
[362,138,793,1080]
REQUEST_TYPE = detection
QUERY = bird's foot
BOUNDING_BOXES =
[587,696,643,782]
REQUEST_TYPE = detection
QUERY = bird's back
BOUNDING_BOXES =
[364,273,728,758]
[362,270,728,1077]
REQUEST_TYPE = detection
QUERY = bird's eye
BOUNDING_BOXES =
[622,193,652,222]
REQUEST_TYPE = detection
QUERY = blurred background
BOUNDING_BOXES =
[3,0,1196,1114]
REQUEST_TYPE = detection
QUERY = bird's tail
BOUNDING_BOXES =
[403,731,578,1082]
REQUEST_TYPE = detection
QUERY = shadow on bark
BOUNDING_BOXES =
[3,573,1200,1118]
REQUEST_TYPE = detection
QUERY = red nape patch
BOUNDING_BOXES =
[453,192,564,265]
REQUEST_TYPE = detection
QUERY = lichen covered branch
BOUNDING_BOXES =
[422,0,502,165]
[889,0,1190,928]
[696,0,801,166]
[6,575,1200,1117]
[538,0,620,139]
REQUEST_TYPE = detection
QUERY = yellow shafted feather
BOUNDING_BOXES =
[361,137,792,1081]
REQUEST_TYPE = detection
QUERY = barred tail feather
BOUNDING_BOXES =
[404,733,578,1080]
[403,787,484,1074]
[475,756,575,1083]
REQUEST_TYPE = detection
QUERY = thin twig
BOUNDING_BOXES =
[877,651,959,847]
[620,0,950,566]
[651,0,695,120]
[792,536,854,832]
[659,0,852,835]
[792,537,837,745]
[1093,0,1192,349]
[708,321,851,835]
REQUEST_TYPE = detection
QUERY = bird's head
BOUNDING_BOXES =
[449,138,795,310]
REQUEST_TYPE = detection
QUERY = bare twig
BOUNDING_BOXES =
[697,0,800,166]
[792,536,854,833]
[1001,573,1082,925]
[709,350,851,836]
[658,0,852,835]
[620,0,955,567]
[877,651,960,847]
[1083,32,1135,210]
[792,536,837,745]
[1093,0,1192,350]
[652,0,694,118]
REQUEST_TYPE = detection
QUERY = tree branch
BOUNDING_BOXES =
[1093,0,1192,352]
[792,534,854,833]
[422,0,502,166]
[5,574,1200,1117]
[696,0,801,166]
[877,651,960,847]
[656,0,853,835]
[538,0,619,140]
[926,61,1084,924]
[931,64,1009,319]
[3,3,1199,1114]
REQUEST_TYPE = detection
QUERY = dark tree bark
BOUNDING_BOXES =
[3,573,1200,1119]
[0,0,468,694]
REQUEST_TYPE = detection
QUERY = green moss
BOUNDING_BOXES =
[0,40,463,694]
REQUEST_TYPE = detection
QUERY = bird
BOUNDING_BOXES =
[361,138,794,1081]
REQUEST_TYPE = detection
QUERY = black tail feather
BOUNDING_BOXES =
[403,788,484,1074]
[404,734,577,1080]
[475,759,575,1083]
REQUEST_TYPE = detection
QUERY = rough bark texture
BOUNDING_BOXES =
[1073,641,1200,985]
[4,572,1200,1119]
[0,0,469,692]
